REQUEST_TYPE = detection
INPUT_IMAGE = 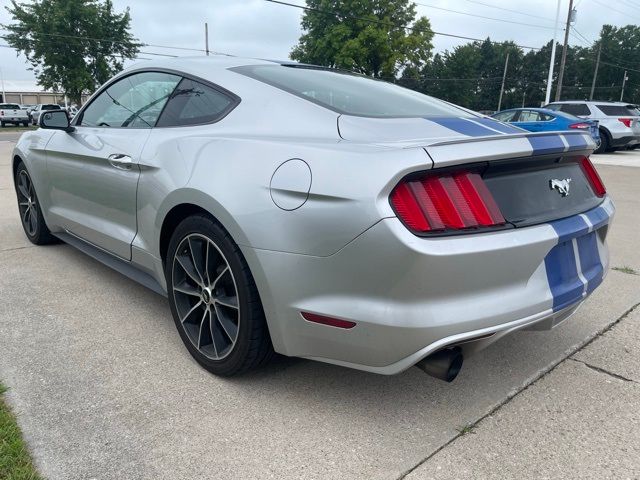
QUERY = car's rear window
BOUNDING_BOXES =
[232,64,470,118]
[596,105,635,116]
[0,104,21,109]
[43,104,60,110]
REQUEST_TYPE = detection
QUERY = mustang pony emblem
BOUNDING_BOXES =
[549,178,572,197]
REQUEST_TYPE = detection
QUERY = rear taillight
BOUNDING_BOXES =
[390,170,505,234]
[580,157,606,197]
[618,118,632,128]
[569,122,591,129]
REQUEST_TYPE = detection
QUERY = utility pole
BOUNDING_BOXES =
[589,42,601,100]
[497,52,510,112]
[545,0,562,105]
[555,0,575,101]
[205,22,210,56]
[620,70,628,102]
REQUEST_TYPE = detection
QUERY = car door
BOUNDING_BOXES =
[44,71,181,260]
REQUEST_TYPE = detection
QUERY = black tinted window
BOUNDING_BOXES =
[156,78,235,127]
[0,104,21,109]
[233,65,470,118]
[559,104,591,116]
[43,105,60,110]
[596,105,634,116]
[80,71,180,128]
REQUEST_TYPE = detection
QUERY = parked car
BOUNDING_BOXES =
[30,103,64,126]
[545,100,640,153]
[0,103,30,127]
[11,57,614,381]
[491,107,600,148]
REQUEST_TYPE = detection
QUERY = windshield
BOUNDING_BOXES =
[43,105,60,110]
[0,104,21,109]
[233,65,471,118]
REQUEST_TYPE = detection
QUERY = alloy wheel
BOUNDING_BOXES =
[16,170,38,237]
[171,233,240,360]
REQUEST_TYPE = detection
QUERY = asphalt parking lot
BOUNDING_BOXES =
[1,131,639,479]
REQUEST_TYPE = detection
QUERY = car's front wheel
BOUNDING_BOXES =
[14,162,56,245]
[165,214,273,376]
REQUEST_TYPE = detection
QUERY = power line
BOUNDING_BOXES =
[413,2,556,30]
[588,0,640,22]
[459,0,555,22]
[0,28,206,54]
[264,0,541,50]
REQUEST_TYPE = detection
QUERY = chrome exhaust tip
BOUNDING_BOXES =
[416,348,464,382]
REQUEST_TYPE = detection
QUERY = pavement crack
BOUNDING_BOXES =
[0,245,35,254]
[396,301,640,480]
[570,358,636,383]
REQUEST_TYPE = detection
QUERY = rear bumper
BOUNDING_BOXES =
[610,135,638,147]
[246,197,615,374]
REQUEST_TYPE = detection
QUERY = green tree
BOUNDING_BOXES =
[3,0,139,104]
[290,0,433,78]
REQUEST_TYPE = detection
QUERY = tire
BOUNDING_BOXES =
[22,121,29,127]
[594,129,610,154]
[165,214,273,376]
[14,162,56,245]
[1,122,5,128]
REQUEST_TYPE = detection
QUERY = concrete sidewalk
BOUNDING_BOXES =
[1,137,640,479]
[406,306,640,479]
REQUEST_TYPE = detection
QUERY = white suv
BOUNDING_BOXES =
[545,101,640,153]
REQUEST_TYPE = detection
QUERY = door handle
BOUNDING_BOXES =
[108,154,133,170]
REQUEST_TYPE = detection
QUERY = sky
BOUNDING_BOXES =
[0,0,638,89]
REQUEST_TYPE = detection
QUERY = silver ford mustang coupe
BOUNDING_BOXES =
[12,56,613,381]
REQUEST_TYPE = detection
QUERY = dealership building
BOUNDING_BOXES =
[1,79,89,105]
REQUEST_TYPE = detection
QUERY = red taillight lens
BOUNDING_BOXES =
[390,170,505,234]
[569,122,590,129]
[580,157,606,197]
[618,118,632,128]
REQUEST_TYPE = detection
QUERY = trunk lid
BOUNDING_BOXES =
[341,115,601,230]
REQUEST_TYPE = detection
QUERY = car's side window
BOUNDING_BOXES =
[518,110,540,122]
[559,104,591,116]
[493,111,515,122]
[79,71,181,128]
[156,78,236,127]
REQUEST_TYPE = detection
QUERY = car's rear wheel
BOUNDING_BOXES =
[14,162,56,245]
[594,129,609,154]
[165,214,273,376]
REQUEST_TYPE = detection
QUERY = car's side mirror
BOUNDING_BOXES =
[40,110,74,132]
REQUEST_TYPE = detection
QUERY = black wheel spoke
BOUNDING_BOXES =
[175,254,202,287]
[214,303,238,342]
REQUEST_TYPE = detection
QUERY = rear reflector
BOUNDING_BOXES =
[618,118,632,128]
[580,157,606,197]
[301,312,356,329]
[390,170,505,234]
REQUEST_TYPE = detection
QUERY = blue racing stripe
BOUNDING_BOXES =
[474,117,523,134]
[583,205,609,231]
[527,135,566,156]
[544,241,584,311]
[428,117,498,137]
[549,214,589,243]
[564,133,589,151]
[576,232,603,294]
